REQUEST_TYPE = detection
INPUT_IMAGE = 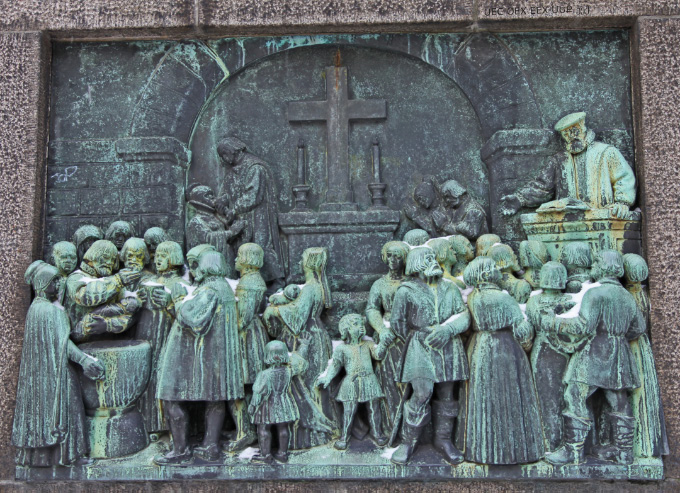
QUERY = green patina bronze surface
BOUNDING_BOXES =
[11,29,666,482]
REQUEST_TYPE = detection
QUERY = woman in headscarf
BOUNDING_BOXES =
[13,261,104,467]
[458,256,544,465]
[263,247,338,448]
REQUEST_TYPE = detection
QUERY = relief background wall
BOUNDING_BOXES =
[1,1,679,491]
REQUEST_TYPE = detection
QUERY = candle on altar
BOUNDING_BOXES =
[297,138,306,184]
[372,138,381,183]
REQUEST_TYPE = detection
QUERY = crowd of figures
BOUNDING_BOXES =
[12,216,668,468]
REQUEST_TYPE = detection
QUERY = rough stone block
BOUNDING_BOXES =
[88,164,127,188]
[138,215,170,237]
[126,162,183,187]
[49,140,119,165]
[0,0,194,34]
[635,16,680,478]
[0,32,48,479]
[198,0,474,32]
[47,189,79,216]
[44,217,72,253]
[122,186,174,214]
[79,189,121,216]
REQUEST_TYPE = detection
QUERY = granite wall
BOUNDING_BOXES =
[1,1,680,491]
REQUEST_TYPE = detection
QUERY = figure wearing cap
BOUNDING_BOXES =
[499,112,636,219]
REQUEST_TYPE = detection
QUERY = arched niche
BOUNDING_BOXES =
[187,43,490,215]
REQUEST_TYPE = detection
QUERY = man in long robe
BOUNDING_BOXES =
[156,251,243,463]
[13,261,104,467]
[499,112,636,219]
[216,137,284,291]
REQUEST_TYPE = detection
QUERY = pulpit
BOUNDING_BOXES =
[520,208,642,260]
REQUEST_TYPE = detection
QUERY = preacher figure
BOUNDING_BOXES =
[499,112,636,219]
[390,247,470,465]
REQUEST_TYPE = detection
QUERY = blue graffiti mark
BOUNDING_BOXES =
[51,166,78,184]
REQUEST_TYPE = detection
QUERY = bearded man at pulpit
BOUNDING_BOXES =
[498,112,636,219]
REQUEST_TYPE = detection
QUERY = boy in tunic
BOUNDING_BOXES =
[316,314,390,450]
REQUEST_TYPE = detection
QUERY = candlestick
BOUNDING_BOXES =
[297,138,306,185]
[372,138,381,183]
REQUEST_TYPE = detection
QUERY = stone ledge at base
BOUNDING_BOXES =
[15,438,663,482]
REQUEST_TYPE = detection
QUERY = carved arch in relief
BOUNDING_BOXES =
[128,33,543,145]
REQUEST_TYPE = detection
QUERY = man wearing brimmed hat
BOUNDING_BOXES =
[499,112,636,219]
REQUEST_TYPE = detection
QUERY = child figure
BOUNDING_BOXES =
[560,242,593,293]
[489,243,532,304]
[248,340,307,463]
[268,284,300,306]
[316,314,389,450]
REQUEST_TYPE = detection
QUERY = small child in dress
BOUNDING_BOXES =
[268,284,300,306]
[248,340,306,463]
[315,314,389,450]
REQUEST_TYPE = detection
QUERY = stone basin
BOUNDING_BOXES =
[77,339,152,459]
[78,339,151,411]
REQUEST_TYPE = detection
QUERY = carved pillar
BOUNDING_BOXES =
[115,137,190,244]
[480,128,556,247]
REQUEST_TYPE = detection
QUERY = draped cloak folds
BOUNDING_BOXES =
[157,277,244,402]
[134,271,188,432]
[457,284,544,465]
[561,279,644,390]
[391,277,470,384]
[221,157,284,283]
[12,298,88,466]
[264,280,338,448]
[366,275,405,431]
[235,271,269,385]
[626,283,669,457]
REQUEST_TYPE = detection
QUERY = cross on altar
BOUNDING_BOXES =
[288,66,387,210]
